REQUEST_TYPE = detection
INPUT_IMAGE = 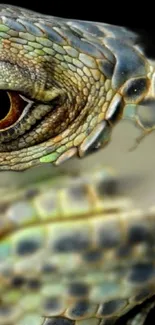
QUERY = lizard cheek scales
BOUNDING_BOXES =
[0,7,152,171]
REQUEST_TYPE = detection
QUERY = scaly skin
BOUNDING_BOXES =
[0,4,155,325]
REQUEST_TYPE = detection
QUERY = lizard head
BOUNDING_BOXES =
[0,5,154,171]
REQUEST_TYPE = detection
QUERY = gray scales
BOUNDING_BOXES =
[0,4,155,325]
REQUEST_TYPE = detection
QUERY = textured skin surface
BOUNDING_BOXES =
[1,169,155,325]
[0,4,155,325]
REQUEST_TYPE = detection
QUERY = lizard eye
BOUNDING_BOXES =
[0,91,32,130]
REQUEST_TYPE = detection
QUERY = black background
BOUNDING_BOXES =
[0,0,154,30]
[1,0,154,59]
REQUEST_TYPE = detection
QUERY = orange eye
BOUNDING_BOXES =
[0,91,27,129]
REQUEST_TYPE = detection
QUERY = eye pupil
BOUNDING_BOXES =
[0,91,29,130]
[0,90,10,120]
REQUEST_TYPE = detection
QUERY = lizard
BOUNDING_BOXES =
[0,4,155,325]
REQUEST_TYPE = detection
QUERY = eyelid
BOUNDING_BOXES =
[17,94,34,122]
